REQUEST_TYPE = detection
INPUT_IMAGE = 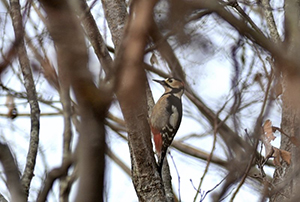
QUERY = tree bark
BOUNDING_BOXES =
[271,72,300,201]
[9,0,41,198]
[112,0,167,200]
[271,1,300,201]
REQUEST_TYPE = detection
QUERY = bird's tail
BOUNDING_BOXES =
[157,158,163,176]
[157,150,167,177]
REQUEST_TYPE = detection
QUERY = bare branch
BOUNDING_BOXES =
[101,0,127,49]
[37,157,72,202]
[9,0,41,197]
[0,143,25,202]
[194,107,224,201]
[77,0,113,77]
[58,61,73,202]
[107,148,131,176]
[261,0,281,43]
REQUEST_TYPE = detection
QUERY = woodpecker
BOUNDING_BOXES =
[150,77,184,175]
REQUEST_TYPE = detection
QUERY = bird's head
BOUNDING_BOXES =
[153,77,184,96]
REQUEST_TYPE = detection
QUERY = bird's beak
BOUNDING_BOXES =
[153,79,166,86]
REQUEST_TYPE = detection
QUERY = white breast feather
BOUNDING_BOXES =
[169,105,179,128]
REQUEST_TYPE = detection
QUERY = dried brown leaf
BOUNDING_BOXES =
[280,149,291,165]
[5,95,15,109]
[272,147,291,166]
[273,148,281,166]
[263,119,276,142]
[261,120,292,166]
[261,120,276,158]
[272,126,300,147]
[5,95,18,119]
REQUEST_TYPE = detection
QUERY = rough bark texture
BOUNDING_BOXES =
[7,0,300,201]
[9,0,41,198]
[271,71,300,201]
[113,0,167,200]
[102,0,174,200]
[78,0,113,76]
[271,1,300,201]
[101,0,127,51]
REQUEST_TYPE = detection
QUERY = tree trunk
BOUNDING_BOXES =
[271,0,300,201]
[271,72,300,201]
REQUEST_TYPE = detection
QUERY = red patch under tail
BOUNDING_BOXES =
[151,127,162,157]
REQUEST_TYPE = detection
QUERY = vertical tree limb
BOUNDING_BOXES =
[101,0,127,51]
[102,0,173,200]
[113,0,167,200]
[58,67,72,201]
[37,157,72,202]
[271,1,300,201]
[37,1,112,201]
[9,0,40,198]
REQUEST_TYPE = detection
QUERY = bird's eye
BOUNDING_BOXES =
[168,78,173,83]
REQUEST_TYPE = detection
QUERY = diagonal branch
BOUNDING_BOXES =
[77,0,113,77]
[37,157,72,202]
[261,0,281,43]
[0,143,25,202]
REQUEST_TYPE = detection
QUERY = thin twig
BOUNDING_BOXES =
[169,151,181,202]
[58,64,73,201]
[229,1,266,38]
[201,176,227,202]
[37,157,73,202]
[193,113,219,202]
[0,83,62,112]
[190,175,227,202]
[229,140,258,202]
[107,148,131,176]
[0,112,60,118]
[230,51,275,201]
